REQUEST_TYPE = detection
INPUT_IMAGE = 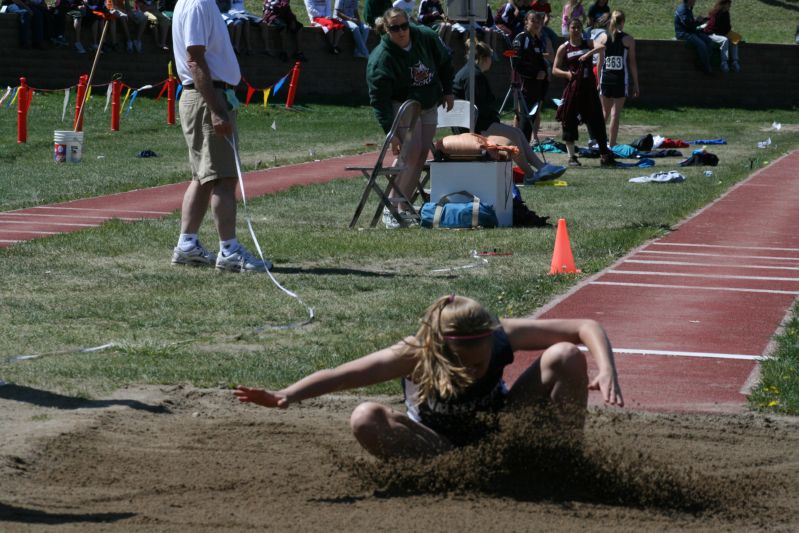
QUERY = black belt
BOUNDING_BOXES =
[183,81,229,90]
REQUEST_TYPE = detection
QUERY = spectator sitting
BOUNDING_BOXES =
[47,0,71,47]
[417,0,453,47]
[304,0,345,54]
[391,0,414,21]
[674,0,714,74]
[363,0,391,28]
[704,0,740,73]
[494,0,526,42]
[3,0,46,48]
[454,39,566,184]
[106,0,139,53]
[136,0,170,51]
[335,0,371,58]
[157,0,174,20]
[261,0,306,61]
[560,0,584,37]
[586,0,608,33]
[588,11,607,41]
[76,0,109,52]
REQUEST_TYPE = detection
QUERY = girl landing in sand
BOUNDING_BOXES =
[235,294,623,458]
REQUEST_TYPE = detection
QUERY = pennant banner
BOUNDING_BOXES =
[263,87,271,108]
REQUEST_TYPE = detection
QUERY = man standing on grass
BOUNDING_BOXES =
[170,0,271,272]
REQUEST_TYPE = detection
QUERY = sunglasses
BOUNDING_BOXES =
[388,22,410,33]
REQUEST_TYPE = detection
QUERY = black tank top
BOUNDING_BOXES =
[600,31,629,87]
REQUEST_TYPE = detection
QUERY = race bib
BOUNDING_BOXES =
[604,56,624,71]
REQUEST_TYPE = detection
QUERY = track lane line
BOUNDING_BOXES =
[623,259,799,271]
[577,346,763,361]
[589,280,799,295]
[649,243,799,252]
[638,250,799,262]
[606,269,799,282]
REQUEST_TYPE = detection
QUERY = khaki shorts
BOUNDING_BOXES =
[179,88,238,184]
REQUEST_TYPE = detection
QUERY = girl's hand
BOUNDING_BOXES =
[234,386,289,408]
[588,371,624,407]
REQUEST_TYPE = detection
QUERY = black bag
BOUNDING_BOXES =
[630,134,654,151]
[679,152,719,167]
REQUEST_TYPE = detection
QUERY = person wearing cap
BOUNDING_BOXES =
[170,0,272,272]
[235,294,623,458]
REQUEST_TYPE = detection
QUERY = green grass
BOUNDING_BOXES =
[750,303,799,415]
[242,0,799,44]
[1,94,798,414]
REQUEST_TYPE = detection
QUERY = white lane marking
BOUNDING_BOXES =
[590,280,799,295]
[578,346,764,361]
[0,219,97,228]
[0,229,58,235]
[639,250,799,262]
[607,269,799,282]
[28,206,171,215]
[624,259,799,272]
[650,242,799,252]
[1,213,139,222]
[0,240,20,244]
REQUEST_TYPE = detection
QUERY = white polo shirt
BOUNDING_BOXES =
[172,0,241,86]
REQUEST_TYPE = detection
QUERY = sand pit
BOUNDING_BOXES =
[1,384,797,531]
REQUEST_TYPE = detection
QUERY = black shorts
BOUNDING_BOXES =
[599,83,627,99]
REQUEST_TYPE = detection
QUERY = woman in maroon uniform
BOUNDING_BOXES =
[552,17,613,167]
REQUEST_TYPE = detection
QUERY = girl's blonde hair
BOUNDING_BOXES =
[406,295,498,403]
[464,38,493,62]
[608,10,625,41]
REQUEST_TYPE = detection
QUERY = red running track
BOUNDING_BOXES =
[0,153,377,248]
[2,150,798,414]
[505,150,799,413]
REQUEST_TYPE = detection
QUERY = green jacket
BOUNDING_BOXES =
[366,24,454,133]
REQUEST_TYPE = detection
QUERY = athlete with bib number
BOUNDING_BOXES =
[594,10,638,147]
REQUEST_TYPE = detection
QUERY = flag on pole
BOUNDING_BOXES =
[271,120,276,130]
[62,87,70,121]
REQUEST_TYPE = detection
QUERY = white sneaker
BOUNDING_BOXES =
[171,243,216,267]
[75,42,86,54]
[382,207,400,229]
[215,245,272,273]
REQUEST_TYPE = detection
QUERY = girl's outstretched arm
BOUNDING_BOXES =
[234,338,418,408]
[502,318,623,406]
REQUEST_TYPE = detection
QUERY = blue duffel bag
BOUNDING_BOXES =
[420,191,498,229]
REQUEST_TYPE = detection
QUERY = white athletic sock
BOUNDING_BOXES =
[220,238,239,256]
[178,233,198,251]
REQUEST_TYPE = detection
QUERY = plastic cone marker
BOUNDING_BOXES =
[549,218,581,275]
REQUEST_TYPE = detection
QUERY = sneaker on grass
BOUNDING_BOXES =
[215,245,272,273]
[171,243,216,267]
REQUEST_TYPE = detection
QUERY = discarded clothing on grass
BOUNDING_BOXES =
[652,135,690,149]
[686,138,726,145]
[578,144,638,158]
[532,138,567,153]
[629,171,686,184]
[611,158,656,169]
[679,152,719,166]
[636,149,684,158]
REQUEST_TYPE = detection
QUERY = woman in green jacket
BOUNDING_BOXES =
[366,7,454,229]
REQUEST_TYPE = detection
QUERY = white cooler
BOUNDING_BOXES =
[428,161,514,227]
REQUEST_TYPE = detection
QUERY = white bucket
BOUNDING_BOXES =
[53,130,84,163]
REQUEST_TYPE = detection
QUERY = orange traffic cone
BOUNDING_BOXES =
[548,218,581,275]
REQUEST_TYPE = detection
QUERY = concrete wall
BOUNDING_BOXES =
[2,14,798,108]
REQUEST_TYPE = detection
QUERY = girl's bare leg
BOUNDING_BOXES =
[350,402,452,458]
[507,342,588,428]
